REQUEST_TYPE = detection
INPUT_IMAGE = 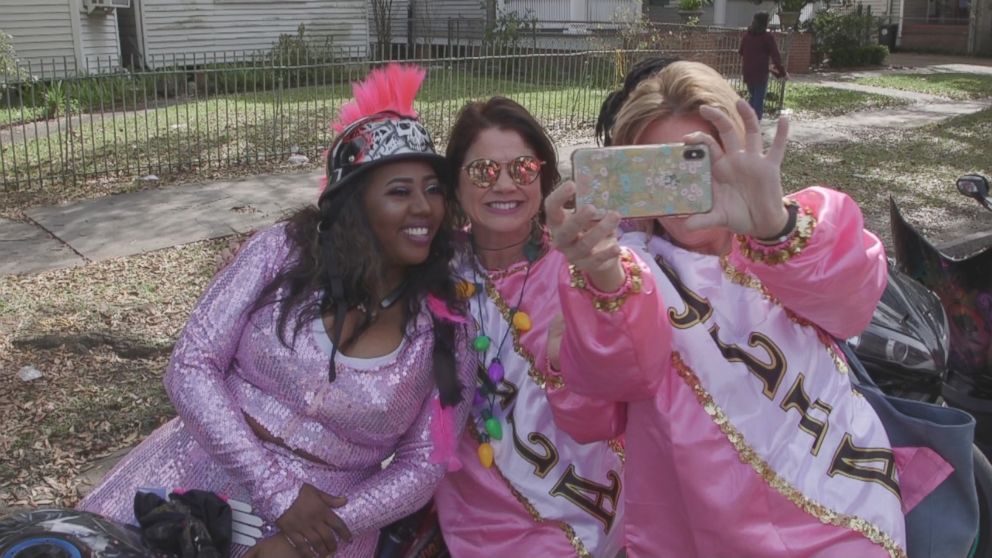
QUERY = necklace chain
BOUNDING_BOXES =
[470,236,540,441]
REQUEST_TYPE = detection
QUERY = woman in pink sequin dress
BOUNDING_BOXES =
[78,64,475,558]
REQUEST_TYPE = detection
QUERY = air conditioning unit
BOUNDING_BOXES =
[83,0,131,15]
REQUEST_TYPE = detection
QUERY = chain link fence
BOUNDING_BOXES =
[1,21,786,193]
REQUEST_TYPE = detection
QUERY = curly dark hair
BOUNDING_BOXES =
[595,56,681,147]
[249,169,465,407]
[445,97,560,225]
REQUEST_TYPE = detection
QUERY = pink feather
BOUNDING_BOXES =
[427,293,467,324]
[429,396,462,471]
[332,63,426,133]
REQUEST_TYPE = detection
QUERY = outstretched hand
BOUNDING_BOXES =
[545,181,625,292]
[681,99,791,240]
[275,483,352,557]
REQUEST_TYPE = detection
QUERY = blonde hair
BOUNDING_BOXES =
[611,61,746,147]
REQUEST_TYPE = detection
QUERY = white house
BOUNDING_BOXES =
[2,0,122,76]
[370,0,643,49]
[124,0,369,67]
[1,0,371,75]
[118,0,369,67]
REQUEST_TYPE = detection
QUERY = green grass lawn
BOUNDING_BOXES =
[1,106,48,127]
[781,108,992,242]
[853,73,992,100]
[1,67,611,213]
[781,83,911,118]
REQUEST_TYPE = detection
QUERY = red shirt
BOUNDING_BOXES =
[739,31,785,86]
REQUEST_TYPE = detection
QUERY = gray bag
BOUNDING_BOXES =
[840,341,979,558]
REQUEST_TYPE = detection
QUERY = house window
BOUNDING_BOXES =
[926,0,969,22]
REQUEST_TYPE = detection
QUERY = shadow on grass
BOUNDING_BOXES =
[854,73,992,100]
[782,108,992,245]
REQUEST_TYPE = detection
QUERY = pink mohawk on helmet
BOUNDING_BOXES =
[332,64,426,133]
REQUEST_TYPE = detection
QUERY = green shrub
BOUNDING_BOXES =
[862,44,889,65]
[1,31,28,83]
[827,44,889,68]
[42,81,80,118]
[808,4,883,67]
[484,7,539,52]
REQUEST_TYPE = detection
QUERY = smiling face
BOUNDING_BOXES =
[638,112,733,255]
[362,159,446,277]
[456,127,543,248]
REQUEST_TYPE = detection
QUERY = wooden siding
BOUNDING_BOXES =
[836,0,898,17]
[78,8,122,70]
[138,0,368,64]
[844,0,895,16]
[2,0,78,73]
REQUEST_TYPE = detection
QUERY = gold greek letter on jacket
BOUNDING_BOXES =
[549,464,622,533]
[709,324,788,399]
[780,373,833,456]
[507,411,559,478]
[828,433,901,498]
[655,256,714,329]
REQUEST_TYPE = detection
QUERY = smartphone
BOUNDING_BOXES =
[571,143,713,218]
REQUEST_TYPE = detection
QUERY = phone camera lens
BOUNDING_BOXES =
[684,149,704,160]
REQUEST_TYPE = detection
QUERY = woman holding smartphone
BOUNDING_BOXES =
[432,97,669,558]
[546,60,912,557]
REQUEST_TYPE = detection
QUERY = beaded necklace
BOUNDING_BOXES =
[467,235,543,468]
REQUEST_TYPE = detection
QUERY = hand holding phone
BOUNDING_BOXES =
[571,143,713,219]
[545,182,626,292]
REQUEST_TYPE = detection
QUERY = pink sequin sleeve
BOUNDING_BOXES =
[335,325,475,534]
[729,186,888,339]
[165,224,302,521]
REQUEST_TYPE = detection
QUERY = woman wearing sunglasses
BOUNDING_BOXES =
[432,97,668,557]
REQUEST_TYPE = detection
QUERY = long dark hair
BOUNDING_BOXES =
[249,170,465,406]
[446,97,559,225]
[749,12,770,34]
[595,56,681,147]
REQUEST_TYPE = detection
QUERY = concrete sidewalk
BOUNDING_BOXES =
[3,74,991,277]
[0,142,591,276]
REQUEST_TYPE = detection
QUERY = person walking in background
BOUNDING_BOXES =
[739,12,787,120]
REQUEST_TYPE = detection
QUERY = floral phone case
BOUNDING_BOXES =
[571,143,713,218]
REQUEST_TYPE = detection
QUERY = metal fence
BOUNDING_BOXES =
[1,22,786,193]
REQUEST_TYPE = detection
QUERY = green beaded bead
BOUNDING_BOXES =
[485,416,503,440]
[472,335,492,352]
